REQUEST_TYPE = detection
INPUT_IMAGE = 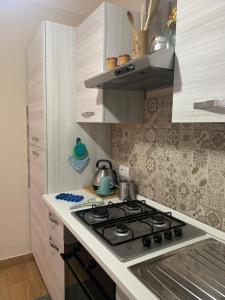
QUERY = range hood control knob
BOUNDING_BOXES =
[154,233,162,243]
[143,237,151,247]
[114,64,135,76]
[127,64,135,71]
[174,228,183,237]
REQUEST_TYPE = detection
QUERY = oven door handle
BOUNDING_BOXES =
[61,253,94,300]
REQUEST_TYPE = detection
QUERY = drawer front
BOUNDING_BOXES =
[46,235,65,300]
[46,207,64,251]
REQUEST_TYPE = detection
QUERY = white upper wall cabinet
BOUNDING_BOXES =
[76,2,144,123]
[172,0,225,122]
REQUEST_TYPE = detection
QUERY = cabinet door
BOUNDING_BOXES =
[29,145,49,287]
[27,25,46,148]
[77,3,105,123]
[172,0,225,122]
[46,207,64,251]
[77,3,144,124]
[46,234,64,300]
[29,145,64,300]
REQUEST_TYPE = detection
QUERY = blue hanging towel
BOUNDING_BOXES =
[68,138,89,173]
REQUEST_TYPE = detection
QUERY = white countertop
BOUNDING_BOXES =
[43,190,225,300]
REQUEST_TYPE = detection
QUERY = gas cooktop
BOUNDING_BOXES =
[72,200,206,261]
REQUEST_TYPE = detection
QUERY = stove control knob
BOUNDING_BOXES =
[85,260,96,271]
[164,230,173,240]
[154,233,162,243]
[73,242,81,252]
[143,237,152,247]
[174,227,183,237]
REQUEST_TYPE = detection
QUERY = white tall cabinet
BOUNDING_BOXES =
[172,0,225,122]
[77,2,144,123]
[27,21,111,300]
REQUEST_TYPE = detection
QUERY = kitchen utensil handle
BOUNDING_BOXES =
[69,198,97,210]
[49,236,59,252]
[113,170,118,185]
[96,159,112,169]
[193,99,225,110]
[49,212,59,225]
[81,111,95,119]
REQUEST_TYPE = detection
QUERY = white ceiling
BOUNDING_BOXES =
[27,0,140,15]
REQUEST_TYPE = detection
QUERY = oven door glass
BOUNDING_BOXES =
[63,254,112,300]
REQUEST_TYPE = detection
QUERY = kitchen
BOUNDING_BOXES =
[1,0,225,300]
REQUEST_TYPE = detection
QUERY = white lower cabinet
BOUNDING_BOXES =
[46,235,64,300]
[44,205,65,300]
[47,209,64,250]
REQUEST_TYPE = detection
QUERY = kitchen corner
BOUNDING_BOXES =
[43,190,225,300]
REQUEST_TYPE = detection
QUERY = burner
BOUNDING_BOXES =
[114,223,130,237]
[126,201,141,213]
[74,201,202,262]
[92,208,109,219]
[151,215,168,227]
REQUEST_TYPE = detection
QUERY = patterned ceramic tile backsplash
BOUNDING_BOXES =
[112,90,225,232]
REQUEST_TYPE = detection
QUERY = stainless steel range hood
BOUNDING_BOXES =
[85,48,174,91]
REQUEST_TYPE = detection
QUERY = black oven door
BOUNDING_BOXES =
[61,246,115,300]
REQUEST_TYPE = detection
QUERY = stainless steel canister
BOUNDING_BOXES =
[125,180,137,200]
[118,179,128,201]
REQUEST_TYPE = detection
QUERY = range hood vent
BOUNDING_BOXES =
[85,49,174,91]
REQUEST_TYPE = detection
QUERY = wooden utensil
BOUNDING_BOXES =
[141,3,145,30]
[144,0,152,31]
[127,11,135,31]
[144,0,159,31]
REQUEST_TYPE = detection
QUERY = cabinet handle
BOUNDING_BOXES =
[81,111,95,119]
[49,212,59,225]
[49,236,59,252]
[31,150,39,157]
[32,136,40,142]
[194,99,225,112]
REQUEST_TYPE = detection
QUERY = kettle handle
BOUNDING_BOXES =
[96,160,112,169]
[113,170,118,186]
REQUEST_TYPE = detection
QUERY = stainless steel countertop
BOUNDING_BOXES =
[130,238,225,300]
